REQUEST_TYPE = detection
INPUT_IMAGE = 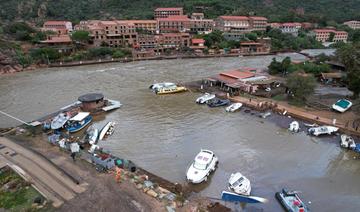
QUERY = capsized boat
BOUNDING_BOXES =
[288,121,300,133]
[196,93,216,104]
[155,85,187,95]
[308,126,338,136]
[51,113,70,130]
[66,112,92,133]
[207,98,230,107]
[226,103,243,112]
[149,82,176,91]
[228,172,251,196]
[276,188,309,212]
[332,99,352,113]
[85,126,99,145]
[99,121,116,141]
[340,134,356,150]
[186,149,218,184]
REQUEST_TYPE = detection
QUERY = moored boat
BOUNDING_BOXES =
[196,93,216,104]
[308,126,338,136]
[228,172,251,196]
[340,134,356,150]
[226,103,243,112]
[207,98,230,107]
[155,85,187,95]
[51,113,70,130]
[85,126,99,145]
[149,82,176,91]
[66,112,92,133]
[186,149,218,184]
[99,121,116,141]
[275,188,309,212]
[289,121,300,133]
[332,99,352,113]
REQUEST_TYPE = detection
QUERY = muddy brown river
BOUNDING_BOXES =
[1,53,359,211]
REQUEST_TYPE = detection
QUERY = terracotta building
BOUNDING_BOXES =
[248,16,268,31]
[343,20,360,30]
[157,33,190,48]
[154,7,184,19]
[312,29,348,43]
[215,16,268,32]
[239,38,271,54]
[40,34,73,53]
[189,13,214,34]
[157,15,191,33]
[42,20,73,34]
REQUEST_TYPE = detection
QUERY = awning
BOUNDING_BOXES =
[70,112,90,121]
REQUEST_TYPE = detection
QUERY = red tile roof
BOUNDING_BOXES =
[41,35,72,43]
[249,16,268,21]
[191,38,205,44]
[44,20,71,25]
[219,16,249,21]
[281,22,302,27]
[155,7,183,11]
[220,69,255,79]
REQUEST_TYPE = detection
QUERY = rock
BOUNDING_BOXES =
[136,184,143,190]
[146,189,158,198]
[166,206,175,212]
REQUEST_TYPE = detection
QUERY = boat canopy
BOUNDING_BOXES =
[70,112,90,121]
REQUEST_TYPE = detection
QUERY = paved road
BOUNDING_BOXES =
[0,137,87,207]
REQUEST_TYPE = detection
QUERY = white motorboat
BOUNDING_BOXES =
[85,126,99,145]
[340,134,356,149]
[308,126,338,136]
[332,99,352,113]
[288,121,300,133]
[99,121,116,141]
[149,82,176,91]
[226,103,243,112]
[51,113,70,130]
[196,93,216,104]
[186,149,218,184]
[228,172,251,196]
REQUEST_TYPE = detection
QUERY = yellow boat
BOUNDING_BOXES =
[155,86,188,95]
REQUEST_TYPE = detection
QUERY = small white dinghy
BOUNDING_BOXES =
[196,93,216,104]
[288,121,300,133]
[226,103,243,112]
[85,127,99,145]
[99,121,116,141]
[308,126,338,136]
[51,113,70,130]
[228,172,251,196]
[340,134,356,149]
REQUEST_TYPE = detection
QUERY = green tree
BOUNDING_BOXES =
[245,33,257,41]
[15,50,32,68]
[30,48,60,64]
[286,72,317,101]
[268,58,282,75]
[281,57,291,75]
[328,32,335,42]
[71,30,90,43]
[112,50,125,58]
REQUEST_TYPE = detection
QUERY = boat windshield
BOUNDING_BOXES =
[193,161,207,170]
[232,177,245,187]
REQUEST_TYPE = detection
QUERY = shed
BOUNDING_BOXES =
[320,72,344,84]
[78,93,105,112]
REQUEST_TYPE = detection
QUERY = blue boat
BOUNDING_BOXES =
[276,188,309,212]
[207,98,230,107]
[66,112,92,133]
[221,191,268,204]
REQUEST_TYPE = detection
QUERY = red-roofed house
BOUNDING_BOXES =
[43,20,73,34]
[157,15,191,33]
[190,38,206,51]
[40,34,73,53]
[239,38,271,54]
[343,20,360,30]
[312,29,348,42]
[249,16,268,31]
[154,7,183,19]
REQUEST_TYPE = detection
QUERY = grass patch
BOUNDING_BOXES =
[288,98,306,107]
[0,168,45,211]
[271,94,287,101]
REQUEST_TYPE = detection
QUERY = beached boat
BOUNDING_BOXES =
[226,103,243,112]
[155,85,187,95]
[149,82,176,91]
[276,188,309,212]
[228,172,251,196]
[85,126,99,145]
[207,98,230,107]
[332,99,352,113]
[196,93,216,104]
[308,126,338,136]
[99,121,116,141]
[66,112,92,133]
[51,113,70,130]
[221,191,268,204]
[186,149,218,184]
[102,99,122,112]
[340,134,356,150]
[289,121,300,133]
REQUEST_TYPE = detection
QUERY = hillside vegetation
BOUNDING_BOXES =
[0,0,359,24]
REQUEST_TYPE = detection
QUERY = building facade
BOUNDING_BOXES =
[43,21,73,34]
[154,8,183,19]
[271,22,302,36]
[343,20,360,29]
[313,29,348,43]
[157,15,190,33]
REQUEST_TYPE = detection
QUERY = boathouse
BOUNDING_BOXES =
[78,93,105,112]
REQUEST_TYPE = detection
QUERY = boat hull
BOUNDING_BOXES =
[66,115,92,133]
[156,87,187,95]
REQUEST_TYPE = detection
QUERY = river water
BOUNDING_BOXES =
[1,53,359,211]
